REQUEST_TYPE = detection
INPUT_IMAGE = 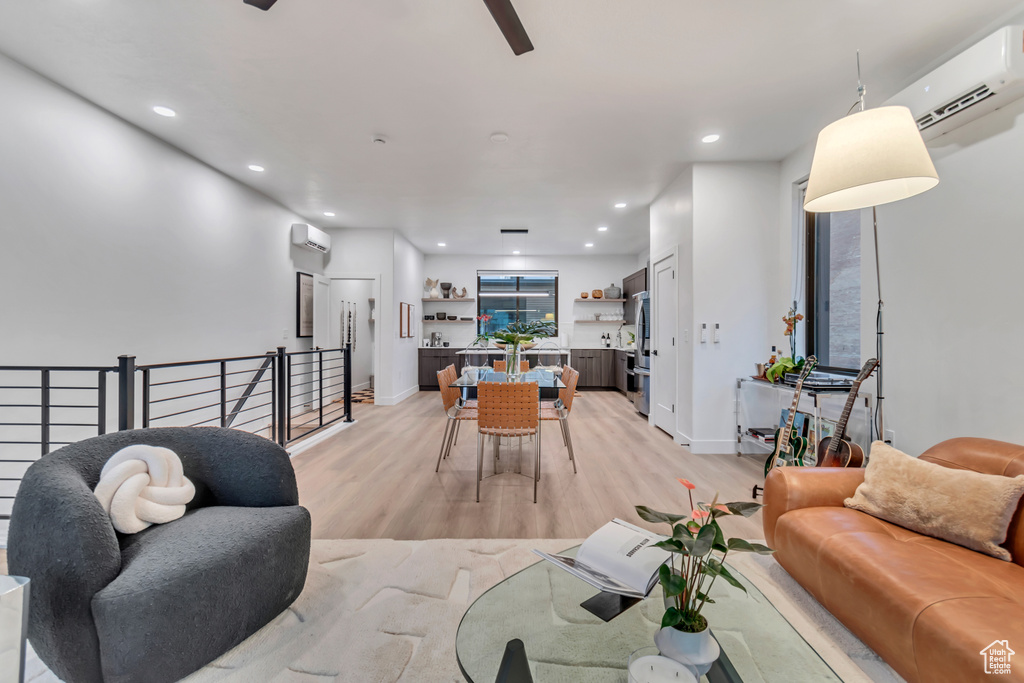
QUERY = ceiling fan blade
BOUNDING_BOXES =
[482,0,534,56]
[243,0,278,10]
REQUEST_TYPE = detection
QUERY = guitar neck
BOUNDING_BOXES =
[830,378,864,452]
[780,381,805,447]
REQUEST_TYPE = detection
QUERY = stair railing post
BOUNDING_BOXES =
[40,369,50,456]
[275,347,287,447]
[117,355,136,431]
[318,348,324,428]
[344,344,353,423]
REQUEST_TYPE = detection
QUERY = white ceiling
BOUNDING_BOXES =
[0,1,1020,255]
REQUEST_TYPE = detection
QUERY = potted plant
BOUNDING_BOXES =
[483,320,556,377]
[636,479,773,674]
[765,307,805,383]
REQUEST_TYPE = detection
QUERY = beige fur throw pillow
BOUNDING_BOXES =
[845,442,1024,561]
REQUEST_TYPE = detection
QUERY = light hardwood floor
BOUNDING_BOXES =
[292,390,768,540]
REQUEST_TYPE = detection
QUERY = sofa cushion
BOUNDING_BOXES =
[845,442,1024,560]
[775,505,1024,682]
[92,505,311,683]
[913,597,1024,683]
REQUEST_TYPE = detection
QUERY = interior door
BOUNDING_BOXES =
[652,256,677,435]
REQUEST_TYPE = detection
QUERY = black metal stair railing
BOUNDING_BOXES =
[0,346,354,520]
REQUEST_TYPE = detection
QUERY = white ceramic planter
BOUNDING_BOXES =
[654,625,720,677]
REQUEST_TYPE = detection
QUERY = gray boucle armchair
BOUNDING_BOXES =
[8,427,311,683]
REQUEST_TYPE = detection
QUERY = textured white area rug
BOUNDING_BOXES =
[26,539,903,683]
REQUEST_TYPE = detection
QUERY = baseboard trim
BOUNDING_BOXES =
[287,419,357,458]
[688,439,740,455]
[352,381,371,392]
[376,385,419,406]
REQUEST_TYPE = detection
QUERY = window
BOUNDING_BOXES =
[477,271,558,334]
[805,208,861,372]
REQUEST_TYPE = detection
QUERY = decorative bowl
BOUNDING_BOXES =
[447,315,458,321]
[592,289,604,299]
[435,311,446,320]
[492,342,538,350]
[581,292,589,299]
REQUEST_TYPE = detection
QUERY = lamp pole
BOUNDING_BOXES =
[872,206,885,442]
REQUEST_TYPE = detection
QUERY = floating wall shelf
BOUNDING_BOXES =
[575,319,626,324]
[422,298,476,303]
[574,298,627,303]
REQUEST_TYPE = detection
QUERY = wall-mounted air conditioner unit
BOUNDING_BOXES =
[885,26,1024,140]
[291,223,331,253]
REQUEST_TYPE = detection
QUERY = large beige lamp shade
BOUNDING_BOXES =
[804,106,939,212]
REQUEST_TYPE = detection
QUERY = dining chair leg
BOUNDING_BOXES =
[436,419,453,472]
[476,432,484,502]
[563,417,577,474]
[444,416,459,460]
[493,434,500,470]
[454,419,461,445]
[534,424,541,503]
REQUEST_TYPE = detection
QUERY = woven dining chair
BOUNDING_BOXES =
[492,360,531,373]
[435,365,477,471]
[541,365,579,473]
[476,381,540,503]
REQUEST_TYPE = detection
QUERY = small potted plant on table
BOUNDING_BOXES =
[636,479,773,675]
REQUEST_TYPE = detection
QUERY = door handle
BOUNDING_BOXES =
[652,350,658,356]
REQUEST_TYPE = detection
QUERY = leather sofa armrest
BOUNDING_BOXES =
[762,467,865,547]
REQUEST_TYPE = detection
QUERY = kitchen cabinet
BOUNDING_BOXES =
[622,268,648,324]
[571,349,615,388]
[419,348,459,389]
[614,349,629,393]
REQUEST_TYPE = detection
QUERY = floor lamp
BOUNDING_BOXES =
[803,80,939,444]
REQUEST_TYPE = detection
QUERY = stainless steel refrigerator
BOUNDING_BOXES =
[632,291,651,416]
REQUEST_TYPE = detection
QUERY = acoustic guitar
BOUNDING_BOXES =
[764,356,818,478]
[816,358,878,468]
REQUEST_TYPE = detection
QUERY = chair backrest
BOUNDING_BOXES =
[477,381,539,431]
[436,364,460,411]
[493,360,507,373]
[559,365,580,413]
[536,340,562,368]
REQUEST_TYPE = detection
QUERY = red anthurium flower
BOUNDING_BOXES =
[692,509,710,520]
[712,504,730,513]
[677,478,696,490]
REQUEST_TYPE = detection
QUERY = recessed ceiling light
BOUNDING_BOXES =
[585,243,594,248]
[614,203,627,209]
[248,164,265,173]
[702,134,721,144]
[323,211,335,217]
[438,242,446,247]
[598,226,608,232]
[152,106,176,118]
[512,250,521,255]
[490,132,510,143]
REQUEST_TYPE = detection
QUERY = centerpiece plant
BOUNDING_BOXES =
[476,320,556,375]
[636,478,773,669]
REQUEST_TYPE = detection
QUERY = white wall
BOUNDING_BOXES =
[392,232,424,403]
[650,163,779,453]
[421,254,643,348]
[776,97,1024,455]
[0,53,323,366]
[691,163,778,452]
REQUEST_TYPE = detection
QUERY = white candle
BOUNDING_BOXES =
[627,654,697,683]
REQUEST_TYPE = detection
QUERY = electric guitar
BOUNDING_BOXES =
[764,356,818,477]
[816,358,878,468]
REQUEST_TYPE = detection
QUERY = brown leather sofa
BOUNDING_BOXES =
[764,437,1024,683]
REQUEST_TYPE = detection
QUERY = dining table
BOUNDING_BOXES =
[449,368,565,400]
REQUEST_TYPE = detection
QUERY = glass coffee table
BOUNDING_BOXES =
[455,547,841,682]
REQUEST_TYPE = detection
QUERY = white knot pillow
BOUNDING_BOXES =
[93,445,196,534]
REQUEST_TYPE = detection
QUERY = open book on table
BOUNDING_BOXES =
[533,519,671,598]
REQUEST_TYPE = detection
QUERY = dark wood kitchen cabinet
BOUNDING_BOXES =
[622,267,647,324]
[571,349,615,388]
[419,348,458,390]
[614,349,629,393]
